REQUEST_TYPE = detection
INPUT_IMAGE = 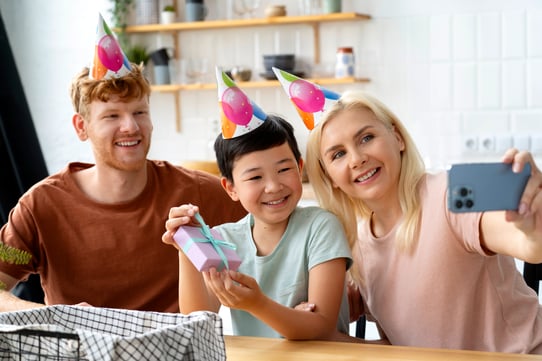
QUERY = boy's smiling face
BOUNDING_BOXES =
[222,142,303,232]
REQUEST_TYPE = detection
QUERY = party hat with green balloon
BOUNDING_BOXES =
[90,13,132,80]
[272,67,340,130]
[216,67,267,139]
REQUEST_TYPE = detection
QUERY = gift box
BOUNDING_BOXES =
[173,215,241,272]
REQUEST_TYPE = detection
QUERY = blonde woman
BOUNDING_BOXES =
[305,90,542,353]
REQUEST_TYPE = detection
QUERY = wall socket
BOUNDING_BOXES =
[460,134,541,155]
[461,135,479,154]
[479,135,495,153]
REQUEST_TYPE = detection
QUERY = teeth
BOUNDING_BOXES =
[117,140,139,147]
[266,198,285,205]
[356,168,377,182]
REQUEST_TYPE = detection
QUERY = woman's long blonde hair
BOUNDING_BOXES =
[306,91,425,254]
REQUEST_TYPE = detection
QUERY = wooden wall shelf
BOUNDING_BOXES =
[151,76,371,92]
[121,12,371,131]
[123,13,371,33]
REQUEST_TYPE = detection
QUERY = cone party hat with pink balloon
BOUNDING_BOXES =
[272,67,340,130]
[90,13,132,80]
[216,67,267,139]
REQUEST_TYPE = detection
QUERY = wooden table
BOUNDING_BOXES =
[224,335,542,360]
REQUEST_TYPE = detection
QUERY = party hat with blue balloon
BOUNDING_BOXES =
[272,67,340,130]
[90,13,132,80]
[216,67,267,139]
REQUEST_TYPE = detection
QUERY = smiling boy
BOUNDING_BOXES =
[162,71,352,340]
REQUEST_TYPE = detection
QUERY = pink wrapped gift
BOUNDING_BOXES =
[173,214,241,271]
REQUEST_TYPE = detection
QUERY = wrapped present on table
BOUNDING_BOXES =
[173,212,241,272]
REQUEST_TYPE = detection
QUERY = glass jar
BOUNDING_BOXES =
[335,47,355,78]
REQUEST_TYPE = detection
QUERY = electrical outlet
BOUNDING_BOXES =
[461,135,478,154]
[479,135,495,153]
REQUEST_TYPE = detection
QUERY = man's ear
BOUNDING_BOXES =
[72,114,88,141]
[220,177,240,201]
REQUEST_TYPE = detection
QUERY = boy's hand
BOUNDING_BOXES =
[203,269,264,312]
[162,204,199,247]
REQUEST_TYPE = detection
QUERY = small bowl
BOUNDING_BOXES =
[262,54,295,72]
[231,66,252,82]
[265,5,287,17]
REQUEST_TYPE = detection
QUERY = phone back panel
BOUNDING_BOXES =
[447,162,531,213]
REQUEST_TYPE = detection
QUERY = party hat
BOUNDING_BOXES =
[272,67,340,130]
[90,13,132,80]
[216,67,267,139]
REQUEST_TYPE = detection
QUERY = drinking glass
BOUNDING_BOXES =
[186,58,209,84]
[233,0,261,18]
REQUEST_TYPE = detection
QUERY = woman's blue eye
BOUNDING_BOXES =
[361,134,374,143]
[332,150,346,160]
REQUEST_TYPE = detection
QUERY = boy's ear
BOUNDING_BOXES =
[298,158,304,175]
[220,177,240,201]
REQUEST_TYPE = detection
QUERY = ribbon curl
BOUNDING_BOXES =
[183,212,237,270]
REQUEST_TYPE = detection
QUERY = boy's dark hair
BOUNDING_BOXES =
[214,114,302,182]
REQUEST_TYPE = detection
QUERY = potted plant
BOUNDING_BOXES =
[110,0,135,48]
[161,5,176,24]
[125,45,150,66]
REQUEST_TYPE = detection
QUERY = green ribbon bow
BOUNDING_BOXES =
[183,212,237,270]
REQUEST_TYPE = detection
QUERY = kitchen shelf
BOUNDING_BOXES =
[123,12,371,34]
[122,12,371,131]
[151,76,371,92]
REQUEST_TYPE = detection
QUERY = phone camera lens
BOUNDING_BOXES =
[455,200,463,209]
[459,187,469,197]
[465,199,474,208]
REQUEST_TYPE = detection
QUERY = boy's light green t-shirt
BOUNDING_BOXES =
[215,206,352,338]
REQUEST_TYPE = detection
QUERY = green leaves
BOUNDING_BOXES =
[109,0,135,49]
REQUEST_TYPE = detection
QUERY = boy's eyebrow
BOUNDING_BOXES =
[241,166,261,175]
[240,157,296,175]
[276,157,296,165]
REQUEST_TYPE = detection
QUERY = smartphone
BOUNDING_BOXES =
[447,162,531,213]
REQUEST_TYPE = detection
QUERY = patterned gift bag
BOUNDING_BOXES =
[0,305,225,360]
